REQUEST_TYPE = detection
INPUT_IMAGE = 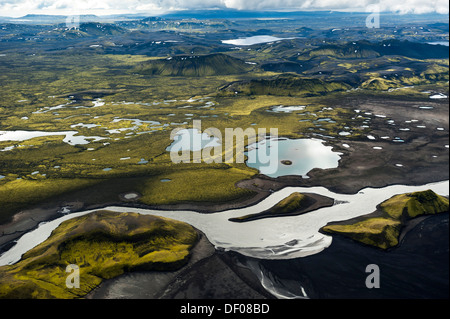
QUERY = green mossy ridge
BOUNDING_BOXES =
[221,74,351,97]
[360,77,401,90]
[0,211,198,299]
[380,189,450,220]
[322,218,402,250]
[136,53,254,77]
[78,22,127,36]
[322,190,449,249]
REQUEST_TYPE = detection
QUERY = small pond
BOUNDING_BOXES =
[245,137,342,178]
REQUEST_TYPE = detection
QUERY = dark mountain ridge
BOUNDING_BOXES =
[136,53,255,76]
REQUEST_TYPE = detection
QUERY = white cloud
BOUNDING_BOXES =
[0,0,448,17]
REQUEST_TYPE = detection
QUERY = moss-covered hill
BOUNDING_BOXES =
[221,74,351,97]
[136,53,254,76]
[0,211,198,299]
[322,190,449,249]
[380,189,449,220]
[272,192,307,213]
[78,22,127,36]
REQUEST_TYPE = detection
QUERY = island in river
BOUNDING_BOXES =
[322,189,449,249]
[229,192,334,222]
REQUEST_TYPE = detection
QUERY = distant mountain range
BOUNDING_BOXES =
[1,10,448,25]
[0,13,149,24]
[161,9,359,19]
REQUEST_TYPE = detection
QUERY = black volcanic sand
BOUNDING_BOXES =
[239,95,449,195]
[87,212,448,299]
[245,212,449,299]
[86,231,272,299]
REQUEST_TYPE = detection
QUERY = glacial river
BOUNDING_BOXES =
[0,180,448,266]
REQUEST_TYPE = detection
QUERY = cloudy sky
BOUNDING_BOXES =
[0,0,448,17]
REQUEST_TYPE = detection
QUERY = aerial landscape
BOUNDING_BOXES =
[0,0,448,305]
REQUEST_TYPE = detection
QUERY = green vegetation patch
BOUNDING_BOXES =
[323,218,402,249]
[271,192,306,214]
[0,178,99,224]
[322,190,449,249]
[221,74,351,97]
[137,166,256,206]
[380,189,450,219]
[0,211,198,299]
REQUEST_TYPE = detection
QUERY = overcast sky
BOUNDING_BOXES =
[0,0,448,17]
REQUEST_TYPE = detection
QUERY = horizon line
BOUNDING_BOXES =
[2,9,449,19]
